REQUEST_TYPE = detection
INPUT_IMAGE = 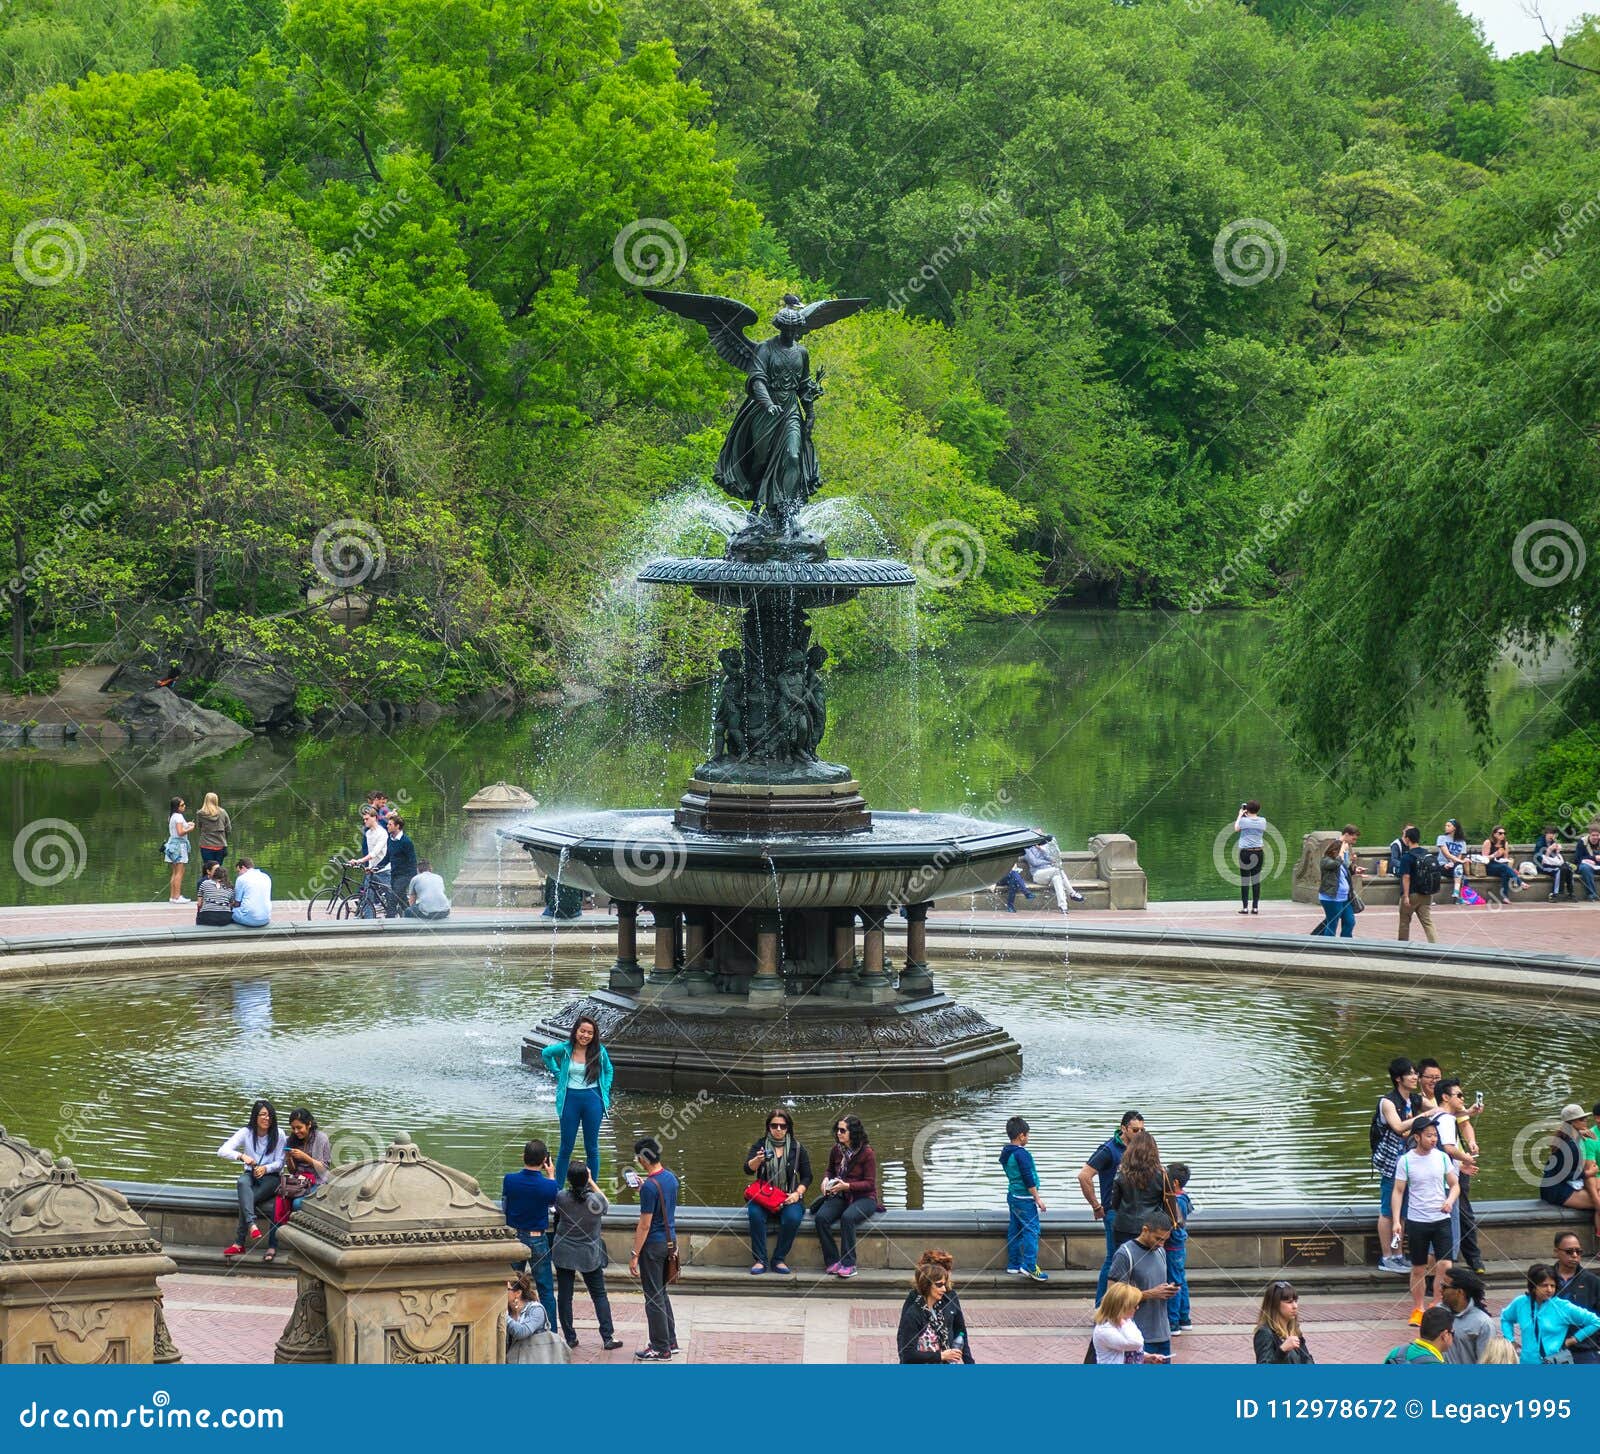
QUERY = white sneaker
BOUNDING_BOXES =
[169,895,191,904]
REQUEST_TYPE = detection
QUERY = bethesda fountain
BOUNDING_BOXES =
[504,288,1043,1093]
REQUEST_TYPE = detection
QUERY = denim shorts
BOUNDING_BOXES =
[1379,1174,1395,1217]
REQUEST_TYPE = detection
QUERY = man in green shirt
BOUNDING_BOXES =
[1383,1305,1455,1363]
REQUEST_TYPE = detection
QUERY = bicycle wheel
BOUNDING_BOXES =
[336,894,361,920]
[307,889,343,921]
[372,886,407,919]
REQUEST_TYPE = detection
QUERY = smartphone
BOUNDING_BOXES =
[1475,1091,1484,1109]
[624,1170,641,1188]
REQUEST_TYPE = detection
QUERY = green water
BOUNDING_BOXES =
[0,611,1564,906]
[0,951,1569,1209]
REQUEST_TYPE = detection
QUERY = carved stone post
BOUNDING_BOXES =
[681,908,714,995]
[827,911,857,988]
[276,1136,527,1365]
[856,906,890,985]
[645,906,681,988]
[0,1124,47,1193]
[749,912,783,1006]
[453,782,542,907]
[609,900,645,992]
[898,902,935,997]
[0,1156,177,1364]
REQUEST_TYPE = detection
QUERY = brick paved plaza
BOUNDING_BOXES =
[160,1273,1451,1366]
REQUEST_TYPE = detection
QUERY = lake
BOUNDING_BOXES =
[0,611,1564,905]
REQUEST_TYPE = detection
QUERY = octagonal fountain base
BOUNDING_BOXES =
[526,987,1022,1095]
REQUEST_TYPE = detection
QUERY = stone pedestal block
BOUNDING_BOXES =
[0,1125,48,1192]
[1088,833,1148,909]
[275,1136,527,1365]
[0,1156,177,1364]
[453,782,543,908]
[1292,831,1343,904]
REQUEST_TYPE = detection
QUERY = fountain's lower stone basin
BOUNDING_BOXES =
[501,809,1041,909]
[503,809,1044,1093]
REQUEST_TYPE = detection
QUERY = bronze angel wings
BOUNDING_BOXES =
[641,289,870,373]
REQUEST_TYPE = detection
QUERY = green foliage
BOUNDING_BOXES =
[191,683,255,726]
[1502,731,1600,841]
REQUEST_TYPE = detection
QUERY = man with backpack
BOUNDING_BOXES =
[1397,826,1441,943]
[1372,1057,1425,1273]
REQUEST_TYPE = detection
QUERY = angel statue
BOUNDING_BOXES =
[643,289,869,559]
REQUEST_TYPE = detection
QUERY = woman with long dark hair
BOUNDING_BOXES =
[1481,825,1524,904]
[266,1107,332,1263]
[1110,1131,1176,1244]
[742,1108,811,1275]
[540,1016,614,1184]
[815,1113,878,1278]
[217,1099,284,1258]
[1253,1280,1313,1363]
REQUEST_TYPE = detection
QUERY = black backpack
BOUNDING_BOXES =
[1408,848,1441,896]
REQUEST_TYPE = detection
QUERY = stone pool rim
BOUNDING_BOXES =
[0,915,1596,1002]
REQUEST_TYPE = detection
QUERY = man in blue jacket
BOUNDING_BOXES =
[1078,1110,1144,1304]
[503,1140,559,1326]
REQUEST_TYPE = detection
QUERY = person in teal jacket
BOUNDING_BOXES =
[541,1016,614,1184]
[1500,1263,1600,1364]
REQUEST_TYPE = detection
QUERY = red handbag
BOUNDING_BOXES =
[744,1180,787,1214]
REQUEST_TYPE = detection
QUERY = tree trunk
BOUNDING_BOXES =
[11,521,27,679]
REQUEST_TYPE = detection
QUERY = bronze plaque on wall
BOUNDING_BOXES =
[1282,1234,1346,1267]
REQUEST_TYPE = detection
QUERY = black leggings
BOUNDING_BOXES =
[1239,847,1264,908]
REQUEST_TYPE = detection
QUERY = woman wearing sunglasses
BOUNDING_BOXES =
[814,1113,879,1278]
[1254,1280,1314,1363]
[742,1108,811,1275]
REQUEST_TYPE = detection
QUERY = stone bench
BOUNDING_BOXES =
[115,1180,1587,1293]
[1293,832,1593,906]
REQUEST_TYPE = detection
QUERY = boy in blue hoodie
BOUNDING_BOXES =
[1001,1116,1048,1281]
[1165,1162,1193,1334]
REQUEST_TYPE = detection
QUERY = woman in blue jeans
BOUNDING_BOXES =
[814,1114,879,1278]
[1315,833,1361,937]
[742,1109,812,1275]
[541,1016,614,1185]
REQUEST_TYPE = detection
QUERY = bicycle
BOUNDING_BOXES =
[306,859,406,921]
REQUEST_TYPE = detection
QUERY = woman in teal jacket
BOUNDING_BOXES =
[1500,1263,1600,1364]
[541,1016,614,1184]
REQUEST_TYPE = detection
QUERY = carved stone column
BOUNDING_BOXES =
[681,908,714,995]
[749,912,783,1006]
[645,906,682,988]
[826,911,857,988]
[898,902,935,997]
[0,1156,176,1364]
[276,1136,528,1365]
[856,906,891,985]
[609,900,645,992]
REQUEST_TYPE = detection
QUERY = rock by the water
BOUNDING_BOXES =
[213,659,298,729]
[110,688,252,743]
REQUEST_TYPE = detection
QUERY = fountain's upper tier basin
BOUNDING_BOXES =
[500,810,1043,909]
[635,556,915,608]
